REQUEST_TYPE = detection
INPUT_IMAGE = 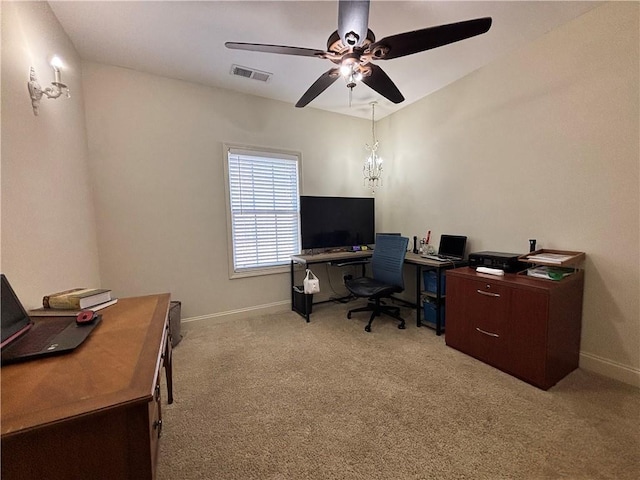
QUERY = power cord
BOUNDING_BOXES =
[326,263,357,304]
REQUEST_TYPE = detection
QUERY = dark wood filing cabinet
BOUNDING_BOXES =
[445,267,584,390]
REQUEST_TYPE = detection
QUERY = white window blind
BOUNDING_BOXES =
[227,149,300,272]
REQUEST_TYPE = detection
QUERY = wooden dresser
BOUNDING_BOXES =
[445,268,584,390]
[1,294,173,480]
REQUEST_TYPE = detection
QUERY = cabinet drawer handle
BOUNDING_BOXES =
[476,289,500,297]
[153,419,163,438]
[476,327,499,338]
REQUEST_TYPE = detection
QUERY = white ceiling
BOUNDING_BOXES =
[49,1,602,120]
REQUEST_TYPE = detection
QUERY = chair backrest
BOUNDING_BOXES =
[371,235,409,289]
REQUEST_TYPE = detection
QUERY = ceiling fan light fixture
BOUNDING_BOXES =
[340,54,360,76]
[225,1,492,108]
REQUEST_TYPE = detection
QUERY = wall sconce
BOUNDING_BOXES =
[28,56,70,116]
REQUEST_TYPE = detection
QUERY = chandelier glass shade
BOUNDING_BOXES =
[363,102,382,193]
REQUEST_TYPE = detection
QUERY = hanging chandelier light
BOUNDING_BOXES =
[363,101,383,193]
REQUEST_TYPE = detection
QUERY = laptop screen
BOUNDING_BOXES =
[1,274,32,347]
[438,235,467,258]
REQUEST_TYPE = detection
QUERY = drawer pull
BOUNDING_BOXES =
[476,327,499,338]
[476,289,500,298]
[153,419,163,438]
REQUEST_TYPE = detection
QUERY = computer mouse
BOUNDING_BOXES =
[76,310,98,325]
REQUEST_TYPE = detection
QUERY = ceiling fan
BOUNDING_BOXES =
[225,0,492,108]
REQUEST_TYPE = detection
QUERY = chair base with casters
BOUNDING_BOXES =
[345,277,406,332]
[347,298,406,332]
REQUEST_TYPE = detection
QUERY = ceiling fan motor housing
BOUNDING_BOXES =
[327,29,376,55]
[345,31,359,46]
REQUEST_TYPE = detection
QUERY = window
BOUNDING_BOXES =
[225,146,301,276]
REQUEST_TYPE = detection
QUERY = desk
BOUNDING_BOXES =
[1,294,173,480]
[404,253,467,335]
[291,251,465,334]
[291,250,372,321]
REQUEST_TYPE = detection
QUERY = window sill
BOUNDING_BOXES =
[230,264,289,279]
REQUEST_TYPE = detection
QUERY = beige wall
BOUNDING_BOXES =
[1,1,101,306]
[2,2,638,386]
[376,1,639,385]
[80,63,370,317]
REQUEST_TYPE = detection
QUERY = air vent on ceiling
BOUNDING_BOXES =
[230,64,272,83]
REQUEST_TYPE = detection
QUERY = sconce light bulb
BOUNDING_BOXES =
[50,56,65,86]
[50,56,63,69]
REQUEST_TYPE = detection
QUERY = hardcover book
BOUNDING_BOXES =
[30,298,118,317]
[43,288,112,310]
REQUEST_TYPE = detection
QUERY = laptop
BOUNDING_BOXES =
[421,234,467,262]
[1,274,101,365]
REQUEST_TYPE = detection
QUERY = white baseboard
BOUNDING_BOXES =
[580,351,640,388]
[181,300,290,328]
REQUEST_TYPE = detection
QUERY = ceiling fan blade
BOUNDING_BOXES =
[370,17,492,60]
[361,64,404,104]
[225,42,325,58]
[295,68,340,108]
[338,0,370,48]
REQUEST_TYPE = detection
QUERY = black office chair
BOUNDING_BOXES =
[346,235,409,332]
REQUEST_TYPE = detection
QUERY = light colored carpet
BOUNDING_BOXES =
[157,302,639,479]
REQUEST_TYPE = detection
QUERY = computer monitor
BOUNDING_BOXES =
[300,196,375,250]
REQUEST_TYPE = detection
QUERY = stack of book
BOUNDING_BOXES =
[29,288,118,317]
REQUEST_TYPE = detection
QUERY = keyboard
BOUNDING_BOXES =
[421,254,461,262]
[4,318,72,355]
[421,255,447,261]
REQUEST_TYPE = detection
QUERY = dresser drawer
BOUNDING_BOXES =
[468,280,510,332]
[460,278,510,366]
